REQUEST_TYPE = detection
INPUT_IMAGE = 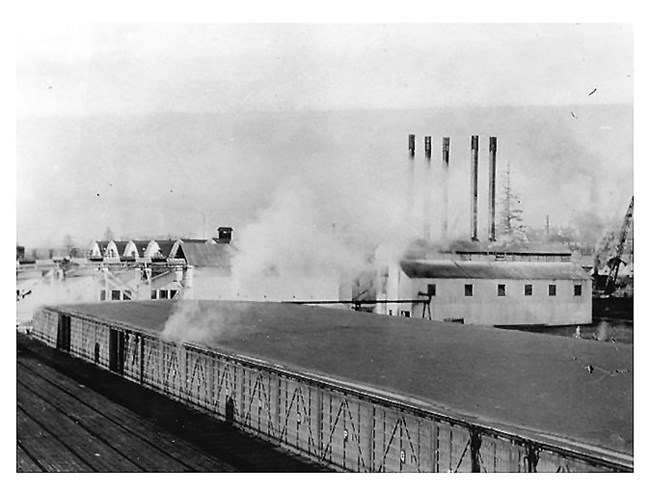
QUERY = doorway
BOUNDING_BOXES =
[108,328,126,375]
[56,314,71,352]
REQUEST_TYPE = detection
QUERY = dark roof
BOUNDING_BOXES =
[404,239,571,258]
[153,240,176,258]
[490,242,572,255]
[177,242,233,267]
[50,300,633,462]
[112,241,129,254]
[400,260,591,280]
[132,240,150,256]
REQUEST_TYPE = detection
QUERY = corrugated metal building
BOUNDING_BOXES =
[378,258,592,326]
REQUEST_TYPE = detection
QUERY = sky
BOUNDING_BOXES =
[15,23,634,249]
[17,24,632,116]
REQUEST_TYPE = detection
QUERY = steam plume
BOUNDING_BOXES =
[229,158,420,299]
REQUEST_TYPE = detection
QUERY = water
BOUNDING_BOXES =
[500,318,634,345]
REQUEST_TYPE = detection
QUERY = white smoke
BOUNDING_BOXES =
[16,272,99,325]
[160,300,252,345]
[229,159,420,300]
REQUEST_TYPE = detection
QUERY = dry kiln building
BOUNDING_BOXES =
[30,300,632,473]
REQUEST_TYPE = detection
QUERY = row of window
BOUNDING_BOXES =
[99,289,180,301]
[426,283,583,297]
[99,289,132,301]
[151,289,178,300]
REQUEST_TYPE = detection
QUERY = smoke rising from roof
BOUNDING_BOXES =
[161,300,254,345]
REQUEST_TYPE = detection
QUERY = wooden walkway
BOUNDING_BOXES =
[16,334,330,472]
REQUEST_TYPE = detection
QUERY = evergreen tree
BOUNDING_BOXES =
[497,163,527,244]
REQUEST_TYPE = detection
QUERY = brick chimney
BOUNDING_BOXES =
[217,226,233,244]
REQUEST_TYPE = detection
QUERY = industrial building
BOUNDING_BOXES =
[30,300,633,472]
[380,258,591,325]
[374,134,592,326]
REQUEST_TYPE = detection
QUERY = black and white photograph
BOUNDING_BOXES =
[12,3,640,480]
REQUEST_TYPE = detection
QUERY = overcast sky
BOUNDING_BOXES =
[15,23,633,248]
[17,24,632,116]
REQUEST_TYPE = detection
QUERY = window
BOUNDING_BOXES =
[548,284,557,296]
[524,284,533,296]
[169,289,178,299]
[99,290,106,301]
[111,290,121,301]
[159,289,168,299]
[123,290,132,301]
[497,284,506,297]
[427,284,436,297]
[401,310,411,318]
[151,290,157,300]
[464,284,473,297]
[574,284,582,296]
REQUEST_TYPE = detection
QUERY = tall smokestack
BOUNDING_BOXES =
[423,136,432,240]
[470,135,479,241]
[488,136,497,242]
[408,134,415,216]
[442,137,450,241]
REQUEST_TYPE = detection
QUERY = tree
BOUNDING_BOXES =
[497,162,527,244]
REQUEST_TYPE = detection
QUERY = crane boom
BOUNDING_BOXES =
[606,196,634,293]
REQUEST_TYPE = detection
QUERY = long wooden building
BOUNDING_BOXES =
[30,300,632,472]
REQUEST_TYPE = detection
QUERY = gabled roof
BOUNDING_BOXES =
[132,240,151,256]
[400,260,590,281]
[124,240,151,258]
[112,241,129,255]
[152,240,176,259]
[177,242,234,268]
